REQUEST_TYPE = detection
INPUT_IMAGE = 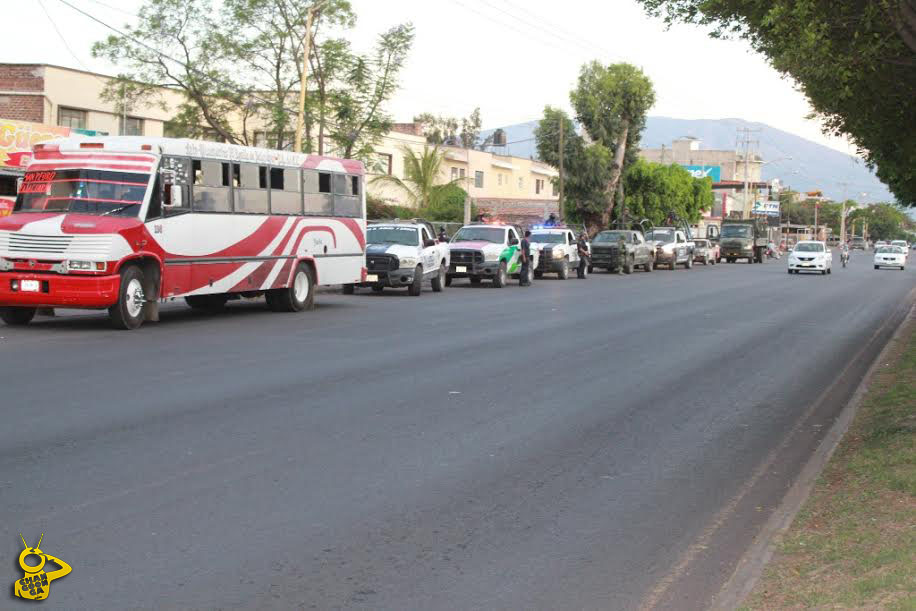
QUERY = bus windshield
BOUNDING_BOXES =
[14,169,149,217]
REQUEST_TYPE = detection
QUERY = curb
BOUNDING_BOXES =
[711,300,915,610]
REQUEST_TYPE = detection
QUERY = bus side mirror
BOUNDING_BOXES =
[164,185,184,209]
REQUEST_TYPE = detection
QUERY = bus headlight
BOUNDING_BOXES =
[68,260,94,270]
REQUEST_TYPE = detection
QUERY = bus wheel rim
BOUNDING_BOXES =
[126,278,144,318]
[294,270,309,302]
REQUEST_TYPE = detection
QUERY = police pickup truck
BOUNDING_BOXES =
[590,229,654,273]
[645,227,694,270]
[529,227,590,279]
[447,222,538,287]
[346,220,450,296]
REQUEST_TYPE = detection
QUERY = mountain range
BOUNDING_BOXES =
[480,117,894,203]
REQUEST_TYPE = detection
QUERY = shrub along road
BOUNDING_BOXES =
[1,253,913,610]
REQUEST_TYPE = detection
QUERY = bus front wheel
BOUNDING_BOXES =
[267,263,314,312]
[0,306,37,326]
[109,265,146,330]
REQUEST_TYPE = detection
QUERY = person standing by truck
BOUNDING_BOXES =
[577,232,590,278]
[519,230,533,286]
[616,233,627,275]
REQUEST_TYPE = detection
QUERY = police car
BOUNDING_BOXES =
[346,220,450,296]
[529,226,590,279]
[446,222,538,287]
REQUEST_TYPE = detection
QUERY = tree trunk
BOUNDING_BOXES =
[605,117,630,228]
[616,179,626,228]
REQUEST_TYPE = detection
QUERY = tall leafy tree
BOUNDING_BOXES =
[414,108,483,148]
[623,159,712,225]
[569,62,656,226]
[636,0,916,206]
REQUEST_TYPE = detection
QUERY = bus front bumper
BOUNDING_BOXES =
[0,271,120,308]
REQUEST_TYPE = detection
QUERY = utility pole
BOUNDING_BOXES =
[737,127,760,219]
[294,1,324,154]
[838,181,849,244]
[558,118,564,222]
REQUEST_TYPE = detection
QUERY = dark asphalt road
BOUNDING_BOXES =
[2,252,913,610]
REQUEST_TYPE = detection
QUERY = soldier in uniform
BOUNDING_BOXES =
[576,232,590,278]
[616,233,627,274]
[519,230,532,286]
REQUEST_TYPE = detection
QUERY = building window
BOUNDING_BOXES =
[58,107,86,130]
[474,171,484,188]
[451,167,459,180]
[376,153,393,175]
[459,168,466,179]
[120,116,143,136]
[497,173,503,186]
[535,178,544,195]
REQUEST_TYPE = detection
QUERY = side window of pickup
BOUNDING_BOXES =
[508,228,519,245]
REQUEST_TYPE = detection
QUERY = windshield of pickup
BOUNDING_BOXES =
[15,169,149,217]
[367,226,420,246]
[452,227,505,243]
[721,224,753,238]
[645,229,674,243]
[530,232,564,244]
[795,242,825,252]
[594,231,629,243]
[877,246,904,254]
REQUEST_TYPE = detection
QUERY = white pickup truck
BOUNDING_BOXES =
[529,227,590,279]
[345,221,450,296]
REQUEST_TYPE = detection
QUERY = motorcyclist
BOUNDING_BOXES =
[841,242,850,267]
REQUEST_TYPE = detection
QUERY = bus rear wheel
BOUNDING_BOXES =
[109,265,146,330]
[0,306,37,326]
[267,263,314,312]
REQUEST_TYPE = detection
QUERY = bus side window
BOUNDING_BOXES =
[333,173,359,217]
[306,171,332,215]
[147,174,162,220]
[270,167,301,215]
[235,163,268,214]
[350,175,360,197]
[192,159,231,212]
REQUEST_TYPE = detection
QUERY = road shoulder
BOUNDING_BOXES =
[732,305,915,609]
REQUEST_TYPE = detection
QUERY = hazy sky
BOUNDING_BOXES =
[8,0,856,156]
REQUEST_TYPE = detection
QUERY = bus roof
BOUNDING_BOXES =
[34,136,365,175]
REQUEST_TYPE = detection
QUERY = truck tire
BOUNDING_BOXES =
[431,263,446,292]
[408,265,423,296]
[493,261,507,288]
[685,255,693,269]
[727,257,735,263]
[470,277,482,285]
[747,255,754,264]
[703,256,709,265]
[342,284,355,295]
[534,271,543,279]
[372,285,384,292]
[644,257,653,272]
[559,258,569,279]
[266,262,314,311]
[0,306,36,326]
[109,264,146,330]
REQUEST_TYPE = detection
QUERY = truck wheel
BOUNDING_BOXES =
[109,265,146,330]
[431,264,446,292]
[267,263,314,311]
[0,306,37,326]
[685,255,693,269]
[408,266,423,296]
[703,256,709,266]
[372,285,384,292]
[624,257,633,274]
[342,284,355,295]
[185,294,228,311]
[493,261,507,288]
[747,255,754,264]
[470,277,482,285]
[559,259,569,279]
[644,257,653,272]
[727,258,735,263]
[534,271,543,279]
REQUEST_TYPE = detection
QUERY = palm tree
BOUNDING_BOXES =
[371,144,460,211]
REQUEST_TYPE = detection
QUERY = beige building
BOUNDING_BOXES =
[0,63,559,222]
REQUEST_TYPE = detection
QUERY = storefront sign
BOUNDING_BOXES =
[0,120,71,169]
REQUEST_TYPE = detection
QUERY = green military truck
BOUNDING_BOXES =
[720,219,768,264]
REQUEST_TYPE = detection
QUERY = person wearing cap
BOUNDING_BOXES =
[519,230,533,286]
[438,226,449,242]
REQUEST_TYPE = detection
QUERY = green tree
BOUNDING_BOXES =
[623,160,712,225]
[370,145,461,211]
[414,107,482,148]
[636,0,916,206]
[848,203,914,241]
[570,62,656,225]
[535,106,613,232]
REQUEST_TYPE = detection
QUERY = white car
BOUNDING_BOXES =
[529,227,589,279]
[890,240,909,258]
[874,245,906,270]
[788,240,832,275]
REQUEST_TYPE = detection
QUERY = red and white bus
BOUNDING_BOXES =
[0,136,366,329]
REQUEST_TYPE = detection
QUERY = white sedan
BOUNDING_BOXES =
[874,245,906,270]
[788,241,832,275]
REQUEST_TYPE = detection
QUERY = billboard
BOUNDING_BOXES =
[752,199,781,217]
[0,119,71,170]
[681,164,721,182]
